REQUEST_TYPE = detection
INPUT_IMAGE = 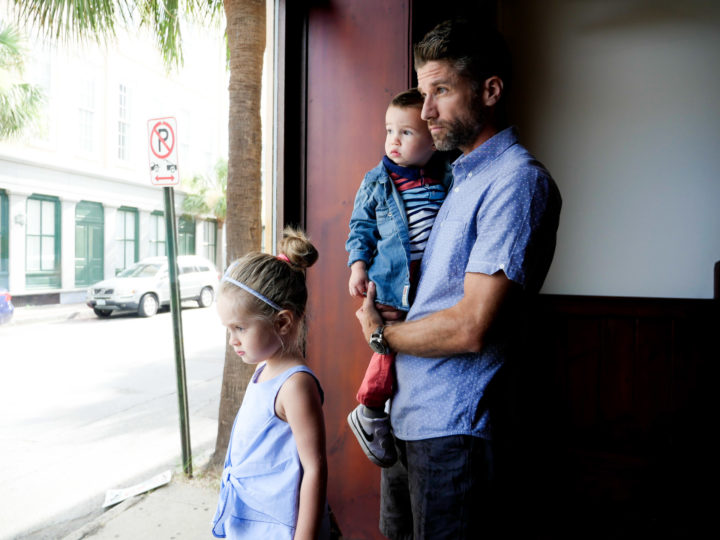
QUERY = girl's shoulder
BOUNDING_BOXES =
[274,365,324,422]
[279,365,323,402]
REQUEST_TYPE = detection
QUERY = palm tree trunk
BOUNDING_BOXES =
[209,0,266,470]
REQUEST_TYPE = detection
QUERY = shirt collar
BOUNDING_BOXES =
[382,153,445,181]
[451,126,518,183]
[382,155,423,180]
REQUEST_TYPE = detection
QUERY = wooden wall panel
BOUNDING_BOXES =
[600,318,636,436]
[519,295,717,537]
[303,2,410,538]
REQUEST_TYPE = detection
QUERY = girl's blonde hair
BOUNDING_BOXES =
[220,227,319,327]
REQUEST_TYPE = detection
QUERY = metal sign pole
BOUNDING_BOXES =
[163,186,192,477]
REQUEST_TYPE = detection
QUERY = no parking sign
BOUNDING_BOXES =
[147,117,179,186]
[146,115,191,474]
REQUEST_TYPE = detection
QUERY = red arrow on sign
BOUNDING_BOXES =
[155,175,176,182]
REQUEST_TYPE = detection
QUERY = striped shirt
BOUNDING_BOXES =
[383,156,447,261]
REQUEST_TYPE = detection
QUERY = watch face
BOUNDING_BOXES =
[369,326,387,354]
[370,336,387,354]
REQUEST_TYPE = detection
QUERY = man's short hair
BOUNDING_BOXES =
[389,88,424,110]
[414,19,512,94]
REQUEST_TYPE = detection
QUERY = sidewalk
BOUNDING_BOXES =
[8,301,95,326]
[62,467,220,540]
[5,302,224,539]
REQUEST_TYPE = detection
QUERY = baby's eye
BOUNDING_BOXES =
[402,129,413,136]
[386,128,393,134]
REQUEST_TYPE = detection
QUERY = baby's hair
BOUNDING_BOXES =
[220,227,319,324]
[389,88,424,110]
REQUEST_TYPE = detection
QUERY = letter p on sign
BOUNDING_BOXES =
[148,117,179,186]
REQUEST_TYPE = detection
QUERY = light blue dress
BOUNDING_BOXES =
[211,363,330,539]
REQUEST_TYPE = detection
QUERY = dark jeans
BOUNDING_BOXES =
[379,435,497,540]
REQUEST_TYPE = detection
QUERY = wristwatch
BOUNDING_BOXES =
[369,325,390,355]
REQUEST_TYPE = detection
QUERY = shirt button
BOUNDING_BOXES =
[499,263,505,270]
[454,187,460,193]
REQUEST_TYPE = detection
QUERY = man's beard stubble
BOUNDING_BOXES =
[429,98,487,152]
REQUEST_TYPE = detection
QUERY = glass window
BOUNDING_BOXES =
[0,190,8,289]
[28,43,53,144]
[117,84,130,161]
[118,262,163,278]
[201,220,217,264]
[149,211,166,256]
[178,216,195,255]
[26,195,60,287]
[78,78,95,154]
[116,207,138,269]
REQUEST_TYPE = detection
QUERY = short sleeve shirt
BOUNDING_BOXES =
[390,127,561,441]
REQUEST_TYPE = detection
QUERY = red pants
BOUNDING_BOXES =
[356,352,395,409]
[356,301,408,409]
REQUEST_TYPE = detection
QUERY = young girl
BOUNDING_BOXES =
[211,228,329,540]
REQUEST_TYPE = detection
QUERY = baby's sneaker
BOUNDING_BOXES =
[347,404,397,467]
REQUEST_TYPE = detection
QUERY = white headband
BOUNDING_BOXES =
[222,262,282,311]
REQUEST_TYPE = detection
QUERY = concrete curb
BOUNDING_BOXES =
[7,302,95,327]
[57,453,219,540]
[61,495,146,540]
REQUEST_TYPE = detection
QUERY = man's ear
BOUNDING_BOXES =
[274,310,294,336]
[483,76,504,107]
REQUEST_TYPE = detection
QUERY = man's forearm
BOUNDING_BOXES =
[358,272,514,358]
[383,304,485,357]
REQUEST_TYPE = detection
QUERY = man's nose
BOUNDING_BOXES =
[421,97,436,120]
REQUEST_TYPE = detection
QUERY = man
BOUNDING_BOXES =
[355,19,562,539]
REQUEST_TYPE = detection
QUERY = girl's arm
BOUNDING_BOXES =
[276,372,327,540]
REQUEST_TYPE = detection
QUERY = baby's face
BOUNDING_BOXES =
[385,105,435,168]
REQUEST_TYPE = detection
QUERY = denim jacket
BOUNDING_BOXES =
[346,158,453,311]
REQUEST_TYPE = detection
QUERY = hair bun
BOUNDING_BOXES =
[278,226,319,270]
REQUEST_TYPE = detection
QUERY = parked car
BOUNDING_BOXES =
[86,255,219,318]
[0,288,14,325]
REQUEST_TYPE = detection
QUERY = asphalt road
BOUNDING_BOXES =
[0,303,226,539]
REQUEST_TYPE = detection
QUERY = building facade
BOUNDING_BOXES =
[0,13,228,304]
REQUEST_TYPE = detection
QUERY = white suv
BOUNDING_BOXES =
[86,255,219,318]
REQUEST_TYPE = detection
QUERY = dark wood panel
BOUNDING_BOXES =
[600,318,635,435]
[303,2,411,538]
[518,295,718,537]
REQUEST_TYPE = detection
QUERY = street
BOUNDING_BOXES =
[0,304,226,539]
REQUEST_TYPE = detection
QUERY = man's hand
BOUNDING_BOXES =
[355,281,384,342]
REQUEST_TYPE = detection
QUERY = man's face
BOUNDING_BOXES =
[417,60,485,154]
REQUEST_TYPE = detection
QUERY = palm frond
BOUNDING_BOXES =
[7,0,225,71]
[180,157,227,220]
[0,83,44,138]
[10,0,132,45]
[0,21,45,139]
[0,23,25,67]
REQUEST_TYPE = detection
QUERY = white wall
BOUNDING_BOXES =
[500,0,720,299]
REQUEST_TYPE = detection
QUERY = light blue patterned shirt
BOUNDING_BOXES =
[390,127,561,441]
